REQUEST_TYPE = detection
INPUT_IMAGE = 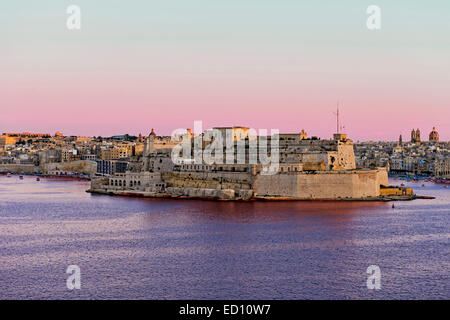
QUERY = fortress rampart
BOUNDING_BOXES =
[254,168,388,199]
[88,130,414,201]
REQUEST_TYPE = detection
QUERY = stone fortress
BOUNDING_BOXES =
[89,127,415,201]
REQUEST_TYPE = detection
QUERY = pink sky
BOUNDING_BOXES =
[2,63,448,141]
[1,1,449,141]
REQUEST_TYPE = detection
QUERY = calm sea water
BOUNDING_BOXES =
[0,175,448,299]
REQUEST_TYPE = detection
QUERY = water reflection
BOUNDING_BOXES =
[0,176,448,299]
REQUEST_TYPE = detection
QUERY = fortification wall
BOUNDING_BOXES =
[90,177,109,190]
[42,160,97,175]
[166,187,238,200]
[162,171,252,191]
[377,168,389,187]
[254,169,388,199]
[0,164,39,173]
[336,142,357,169]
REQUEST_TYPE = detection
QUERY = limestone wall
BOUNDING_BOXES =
[336,142,357,169]
[0,164,39,173]
[164,167,387,200]
[162,171,252,191]
[254,169,388,199]
[42,160,97,175]
[90,177,109,190]
[377,168,389,187]
[166,187,237,200]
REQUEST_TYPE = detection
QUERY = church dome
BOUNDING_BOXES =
[429,127,439,142]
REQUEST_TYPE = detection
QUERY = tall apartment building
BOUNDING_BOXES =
[96,160,128,175]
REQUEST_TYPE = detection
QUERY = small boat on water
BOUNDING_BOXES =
[422,184,426,187]
[6,173,12,178]
[19,175,24,180]
[400,183,405,186]
[434,179,450,185]
[36,177,40,181]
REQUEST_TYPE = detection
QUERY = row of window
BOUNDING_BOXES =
[109,179,166,188]
[279,165,302,172]
[181,164,249,172]
[110,179,141,187]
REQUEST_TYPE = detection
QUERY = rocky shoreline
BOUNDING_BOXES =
[86,188,431,201]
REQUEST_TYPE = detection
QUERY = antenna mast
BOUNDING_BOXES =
[336,102,340,133]
[333,101,344,134]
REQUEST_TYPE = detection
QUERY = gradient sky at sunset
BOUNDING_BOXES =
[1,0,449,140]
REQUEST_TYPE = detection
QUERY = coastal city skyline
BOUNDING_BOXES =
[1,125,448,179]
[0,124,446,142]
